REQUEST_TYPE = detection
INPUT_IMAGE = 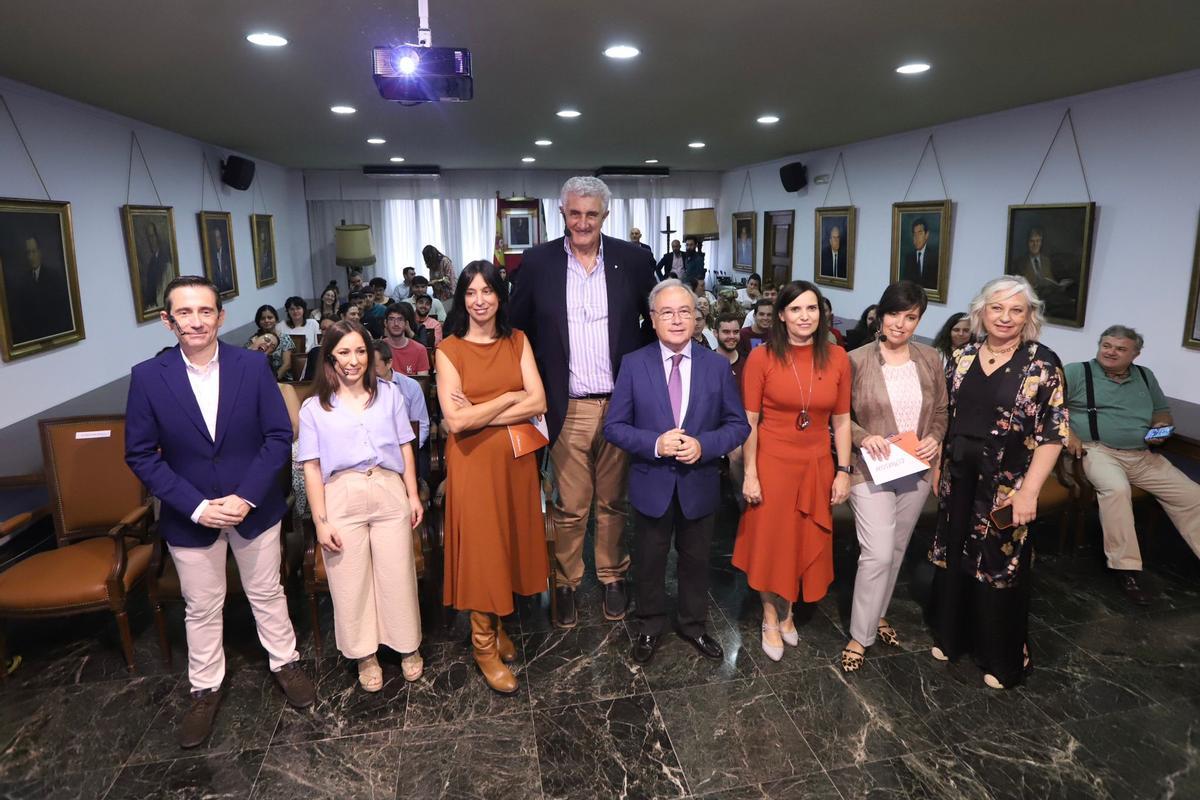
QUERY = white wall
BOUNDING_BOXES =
[0,78,310,429]
[718,70,1200,400]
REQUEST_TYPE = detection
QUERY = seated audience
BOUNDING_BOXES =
[348,269,365,295]
[693,295,717,349]
[374,341,432,480]
[736,273,762,310]
[823,297,846,347]
[312,283,340,320]
[932,312,972,365]
[247,331,280,359]
[411,293,444,347]
[389,266,417,303]
[742,285,778,327]
[739,298,774,356]
[844,303,879,350]
[281,296,321,345]
[382,304,430,376]
[715,285,742,318]
[1063,325,1200,604]
[249,304,294,380]
[690,276,717,307]
[402,275,448,322]
[716,311,748,508]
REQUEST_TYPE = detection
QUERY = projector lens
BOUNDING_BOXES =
[398,52,419,75]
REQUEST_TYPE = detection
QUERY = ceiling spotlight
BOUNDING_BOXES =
[246,32,288,47]
[521,156,536,163]
[534,139,552,146]
[896,62,931,74]
[556,109,581,118]
[389,156,405,162]
[367,138,386,145]
[330,105,356,114]
[603,45,640,59]
[757,115,780,125]
[644,159,659,164]
[688,141,705,149]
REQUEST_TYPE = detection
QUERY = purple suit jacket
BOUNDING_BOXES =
[124,342,292,547]
[604,341,749,520]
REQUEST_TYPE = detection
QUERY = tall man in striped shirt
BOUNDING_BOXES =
[511,177,656,626]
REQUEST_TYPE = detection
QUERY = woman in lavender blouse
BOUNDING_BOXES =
[297,320,425,691]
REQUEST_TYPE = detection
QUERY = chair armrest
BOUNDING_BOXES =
[108,501,154,541]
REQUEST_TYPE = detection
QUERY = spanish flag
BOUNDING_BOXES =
[493,232,506,268]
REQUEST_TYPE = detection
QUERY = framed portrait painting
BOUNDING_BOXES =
[197,211,238,299]
[502,206,539,252]
[814,205,857,289]
[1004,203,1096,328]
[1184,213,1200,350]
[732,211,756,273]
[251,213,277,289]
[0,198,85,361]
[891,200,952,303]
[121,205,179,322]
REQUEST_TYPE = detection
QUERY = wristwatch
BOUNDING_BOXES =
[835,465,855,475]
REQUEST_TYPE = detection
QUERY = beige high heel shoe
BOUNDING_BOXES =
[358,654,384,692]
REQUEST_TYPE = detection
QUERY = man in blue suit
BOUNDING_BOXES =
[125,276,314,749]
[605,279,750,664]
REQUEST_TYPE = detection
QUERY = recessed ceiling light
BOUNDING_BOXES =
[521,156,536,163]
[534,139,552,146]
[556,109,581,118]
[366,137,386,145]
[389,156,405,163]
[603,44,640,59]
[688,141,705,149]
[644,159,659,164]
[757,115,780,125]
[330,105,356,114]
[246,32,287,47]
[896,62,930,74]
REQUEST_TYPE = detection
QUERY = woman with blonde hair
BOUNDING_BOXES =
[927,276,1068,689]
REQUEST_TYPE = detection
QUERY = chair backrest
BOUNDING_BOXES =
[290,333,307,353]
[39,415,144,546]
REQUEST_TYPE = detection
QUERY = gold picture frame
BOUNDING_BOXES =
[121,204,180,322]
[1003,202,1097,328]
[732,211,756,273]
[814,206,857,290]
[891,200,952,303]
[197,210,238,299]
[251,213,277,289]
[1184,211,1200,350]
[0,198,85,361]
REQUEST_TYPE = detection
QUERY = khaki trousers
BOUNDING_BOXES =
[169,522,298,692]
[323,468,422,659]
[1082,442,1200,571]
[548,398,630,588]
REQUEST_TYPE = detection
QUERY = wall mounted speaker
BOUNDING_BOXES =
[221,156,256,190]
[779,162,807,192]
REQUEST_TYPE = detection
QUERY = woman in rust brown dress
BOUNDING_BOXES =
[435,260,549,694]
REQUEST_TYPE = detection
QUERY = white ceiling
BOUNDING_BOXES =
[2,0,1199,171]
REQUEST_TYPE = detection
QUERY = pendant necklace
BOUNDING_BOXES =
[983,338,1019,365]
[788,348,816,430]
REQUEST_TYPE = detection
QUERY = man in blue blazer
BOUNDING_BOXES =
[605,279,750,664]
[125,276,314,749]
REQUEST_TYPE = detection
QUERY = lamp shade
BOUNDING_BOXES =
[335,223,376,267]
[683,207,719,241]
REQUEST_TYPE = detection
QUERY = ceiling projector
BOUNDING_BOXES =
[373,45,473,103]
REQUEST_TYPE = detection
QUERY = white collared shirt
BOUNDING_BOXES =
[180,346,223,524]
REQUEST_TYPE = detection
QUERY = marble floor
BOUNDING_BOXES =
[1,503,1198,800]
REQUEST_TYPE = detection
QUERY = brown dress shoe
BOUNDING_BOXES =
[1118,572,1153,606]
[496,618,518,663]
[179,688,223,749]
[274,662,316,708]
[470,611,518,694]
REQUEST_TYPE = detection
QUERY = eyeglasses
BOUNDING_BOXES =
[652,308,695,322]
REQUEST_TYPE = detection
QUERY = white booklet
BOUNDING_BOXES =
[859,432,930,485]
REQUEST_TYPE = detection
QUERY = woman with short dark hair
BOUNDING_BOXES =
[249,305,294,380]
[281,296,320,347]
[844,304,879,350]
[932,312,971,365]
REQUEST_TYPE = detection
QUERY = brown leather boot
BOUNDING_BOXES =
[496,617,517,664]
[471,611,518,694]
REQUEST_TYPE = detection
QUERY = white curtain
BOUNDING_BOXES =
[305,200,386,296]
[383,200,417,285]
[542,199,564,242]
[456,197,496,266]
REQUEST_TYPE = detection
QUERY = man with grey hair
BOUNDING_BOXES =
[604,279,749,663]
[511,176,657,626]
[1063,325,1200,604]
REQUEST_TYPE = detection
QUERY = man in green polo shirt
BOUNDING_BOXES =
[1064,325,1200,605]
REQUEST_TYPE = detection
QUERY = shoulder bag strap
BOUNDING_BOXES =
[1083,362,1100,442]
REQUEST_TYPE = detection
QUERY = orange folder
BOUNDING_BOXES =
[508,417,549,458]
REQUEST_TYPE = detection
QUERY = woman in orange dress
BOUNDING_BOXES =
[435,260,550,695]
[732,280,853,662]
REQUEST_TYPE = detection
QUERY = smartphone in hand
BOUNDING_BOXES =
[989,504,1015,529]
[1144,425,1174,442]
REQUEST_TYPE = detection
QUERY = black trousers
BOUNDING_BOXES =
[632,490,715,637]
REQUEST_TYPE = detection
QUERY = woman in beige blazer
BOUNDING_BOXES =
[842,281,948,672]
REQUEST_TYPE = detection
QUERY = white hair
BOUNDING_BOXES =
[967,275,1045,343]
[559,176,611,214]
[648,278,696,310]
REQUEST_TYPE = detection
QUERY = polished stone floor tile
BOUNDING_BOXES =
[655,677,823,795]
[106,749,264,799]
[270,656,408,745]
[628,609,759,692]
[0,769,119,800]
[534,694,687,800]
[722,601,849,675]
[823,758,926,800]
[769,665,941,771]
[1016,627,1154,723]
[128,666,285,764]
[0,676,177,782]
[252,731,398,800]
[403,640,530,727]
[696,770,843,799]
[522,622,649,709]
[395,716,540,799]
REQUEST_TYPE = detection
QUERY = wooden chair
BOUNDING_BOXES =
[301,421,437,654]
[1060,451,1159,553]
[0,416,160,674]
